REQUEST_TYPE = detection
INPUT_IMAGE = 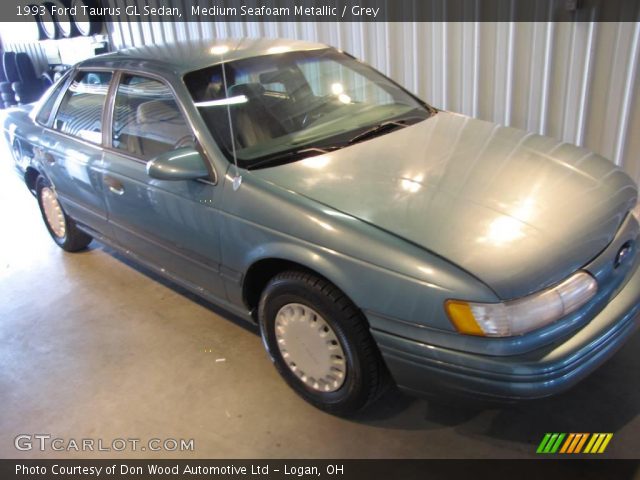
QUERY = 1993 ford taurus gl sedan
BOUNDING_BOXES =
[4,38,640,414]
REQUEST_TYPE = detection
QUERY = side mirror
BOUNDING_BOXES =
[146,147,210,181]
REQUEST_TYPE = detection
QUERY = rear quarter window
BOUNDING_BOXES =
[34,72,71,126]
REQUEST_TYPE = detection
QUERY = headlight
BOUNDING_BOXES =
[445,271,598,337]
[631,200,640,221]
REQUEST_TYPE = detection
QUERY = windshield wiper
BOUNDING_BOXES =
[348,120,409,145]
[247,146,342,170]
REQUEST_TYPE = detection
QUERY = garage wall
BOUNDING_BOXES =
[0,24,105,73]
[107,21,640,184]
[0,36,49,73]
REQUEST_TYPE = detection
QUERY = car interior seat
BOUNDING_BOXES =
[129,99,193,159]
[227,83,286,149]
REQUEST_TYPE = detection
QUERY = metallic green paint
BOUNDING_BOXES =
[146,147,210,181]
[3,38,639,402]
[252,112,638,300]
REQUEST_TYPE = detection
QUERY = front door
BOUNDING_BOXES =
[40,70,113,235]
[101,72,226,299]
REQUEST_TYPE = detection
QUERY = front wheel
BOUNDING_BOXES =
[36,175,92,252]
[258,270,389,415]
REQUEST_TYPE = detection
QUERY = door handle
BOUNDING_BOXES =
[104,176,125,195]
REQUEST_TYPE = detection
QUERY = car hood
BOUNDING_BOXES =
[251,112,638,299]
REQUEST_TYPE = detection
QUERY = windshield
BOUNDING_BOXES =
[184,48,434,169]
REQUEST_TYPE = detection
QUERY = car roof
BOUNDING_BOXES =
[78,38,330,75]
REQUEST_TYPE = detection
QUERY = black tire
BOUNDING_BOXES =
[36,175,92,252]
[1,92,16,105]
[258,270,390,415]
[35,3,59,40]
[70,0,103,36]
[53,0,76,38]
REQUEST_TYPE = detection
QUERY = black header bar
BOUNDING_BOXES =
[4,0,640,23]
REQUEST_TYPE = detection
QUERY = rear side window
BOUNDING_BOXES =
[35,72,70,126]
[53,71,113,144]
[111,74,194,160]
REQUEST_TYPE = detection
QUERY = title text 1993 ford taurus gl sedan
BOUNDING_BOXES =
[4,39,640,415]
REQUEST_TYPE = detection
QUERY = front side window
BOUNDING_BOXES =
[111,74,194,160]
[53,71,112,144]
[184,48,433,168]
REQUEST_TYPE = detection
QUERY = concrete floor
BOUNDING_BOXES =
[0,138,639,460]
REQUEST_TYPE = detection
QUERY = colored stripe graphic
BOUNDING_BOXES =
[550,433,565,453]
[537,433,613,454]
[537,433,565,453]
[537,433,552,453]
[559,433,575,453]
[584,433,614,454]
[544,433,559,453]
[574,434,589,453]
[598,434,614,453]
[584,434,598,453]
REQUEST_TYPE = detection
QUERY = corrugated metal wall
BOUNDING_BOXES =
[107,21,640,184]
[0,38,49,73]
[0,34,103,72]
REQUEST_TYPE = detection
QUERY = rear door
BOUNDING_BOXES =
[101,72,226,299]
[39,69,113,235]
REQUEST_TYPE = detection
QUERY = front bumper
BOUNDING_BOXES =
[372,257,640,401]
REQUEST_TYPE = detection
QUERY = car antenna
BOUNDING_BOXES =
[215,45,242,191]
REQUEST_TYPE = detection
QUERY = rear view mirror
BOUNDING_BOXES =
[146,147,209,181]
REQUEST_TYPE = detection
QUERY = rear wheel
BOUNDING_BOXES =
[258,270,389,415]
[36,175,92,252]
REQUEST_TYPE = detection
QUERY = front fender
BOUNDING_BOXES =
[219,172,498,335]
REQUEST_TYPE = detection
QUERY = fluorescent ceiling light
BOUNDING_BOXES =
[267,46,292,54]
[195,95,248,107]
[210,45,230,55]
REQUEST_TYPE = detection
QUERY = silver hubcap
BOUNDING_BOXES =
[41,187,66,238]
[275,303,347,392]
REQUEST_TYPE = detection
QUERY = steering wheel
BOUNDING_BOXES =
[300,95,339,128]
